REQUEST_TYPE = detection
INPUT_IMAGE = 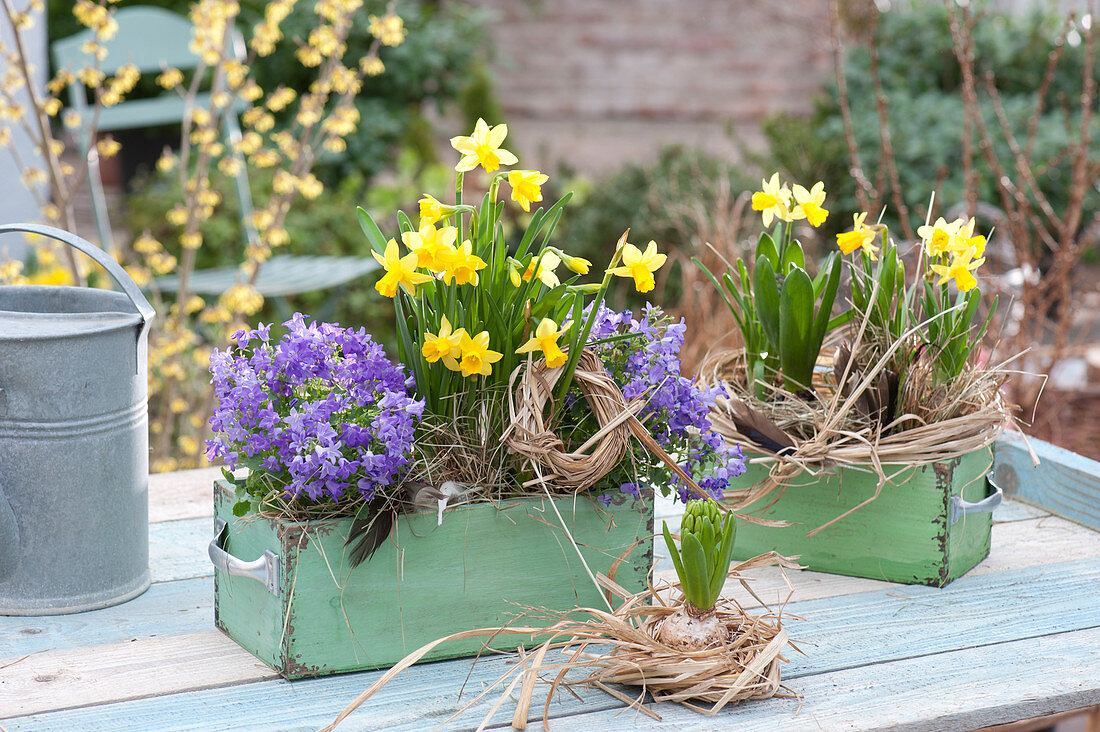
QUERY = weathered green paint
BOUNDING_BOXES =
[212,483,653,679]
[731,447,994,586]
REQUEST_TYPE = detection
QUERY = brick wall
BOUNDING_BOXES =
[470,0,834,175]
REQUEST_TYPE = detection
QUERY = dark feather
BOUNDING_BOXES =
[834,340,898,430]
[726,396,796,455]
[346,500,396,568]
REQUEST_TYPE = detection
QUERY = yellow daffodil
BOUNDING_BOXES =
[930,248,984,292]
[419,193,446,226]
[522,251,561,288]
[438,240,487,286]
[917,217,964,258]
[372,238,432,298]
[751,173,793,227]
[835,212,880,260]
[402,222,457,271]
[508,259,522,287]
[515,318,570,369]
[791,181,829,227]
[450,118,518,173]
[457,330,503,377]
[558,250,591,275]
[948,218,987,259]
[607,240,666,293]
[421,315,465,369]
[507,169,549,212]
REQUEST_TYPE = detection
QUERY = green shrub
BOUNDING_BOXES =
[554,146,752,307]
[764,0,1100,241]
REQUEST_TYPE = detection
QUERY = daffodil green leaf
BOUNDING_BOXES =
[782,239,805,273]
[813,254,842,348]
[397,210,415,235]
[356,206,389,255]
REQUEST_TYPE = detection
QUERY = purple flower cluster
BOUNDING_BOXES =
[584,304,747,503]
[205,314,424,502]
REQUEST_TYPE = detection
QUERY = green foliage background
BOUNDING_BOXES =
[763,0,1100,243]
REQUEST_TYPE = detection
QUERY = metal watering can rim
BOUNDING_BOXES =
[0,224,155,343]
[1,287,144,340]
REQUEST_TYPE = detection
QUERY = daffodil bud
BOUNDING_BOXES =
[558,251,592,275]
[567,283,601,294]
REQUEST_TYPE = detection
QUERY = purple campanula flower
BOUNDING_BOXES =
[207,314,423,503]
[580,303,747,504]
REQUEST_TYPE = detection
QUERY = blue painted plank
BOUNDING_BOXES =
[150,517,213,583]
[6,558,1099,731]
[485,626,1100,731]
[0,577,212,658]
[996,433,1100,530]
[992,499,1049,523]
[781,556,1100,677]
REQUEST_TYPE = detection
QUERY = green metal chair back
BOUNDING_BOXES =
[50,6,256,251]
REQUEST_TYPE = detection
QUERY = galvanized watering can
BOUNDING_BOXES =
[0,223,154,614]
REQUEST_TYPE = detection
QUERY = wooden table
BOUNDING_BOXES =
[2,436,1099,731]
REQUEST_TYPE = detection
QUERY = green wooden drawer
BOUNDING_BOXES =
[731,447,997,587]
[211,482,653,679]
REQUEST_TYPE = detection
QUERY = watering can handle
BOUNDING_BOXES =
[0,223,156,332]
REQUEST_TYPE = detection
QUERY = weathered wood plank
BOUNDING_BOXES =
[4,557,1097,726]
[0,577,212,658]
[992,499,1050,523]
[0,631,278,719]
[1,512,1092,705]
[779,556,1100,677]
[148,467,218,523]
[996,432,1100,530]
[654,511,1100,605]
[149,517,214,583]
[489,626,1100,732]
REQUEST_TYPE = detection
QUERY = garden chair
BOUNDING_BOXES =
[51,5,258,255]
[51,6,378,309]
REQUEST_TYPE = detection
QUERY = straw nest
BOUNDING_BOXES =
[699,337,1015,511]
[323,551,800,731]
[502,349,638,492]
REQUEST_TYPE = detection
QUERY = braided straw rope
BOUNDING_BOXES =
[503,349,640,492]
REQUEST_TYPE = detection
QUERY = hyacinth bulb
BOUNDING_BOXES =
[658,499,738,651]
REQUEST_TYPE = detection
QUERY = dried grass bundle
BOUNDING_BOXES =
[323,551,800,731]
[700,334,1016,513]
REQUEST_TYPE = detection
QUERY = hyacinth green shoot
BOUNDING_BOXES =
[662,499,737,613]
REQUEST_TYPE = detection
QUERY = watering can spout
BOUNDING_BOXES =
[0,483,18,583]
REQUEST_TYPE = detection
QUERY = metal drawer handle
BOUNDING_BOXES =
[209,518,279,595]
[949,472,1003,526]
